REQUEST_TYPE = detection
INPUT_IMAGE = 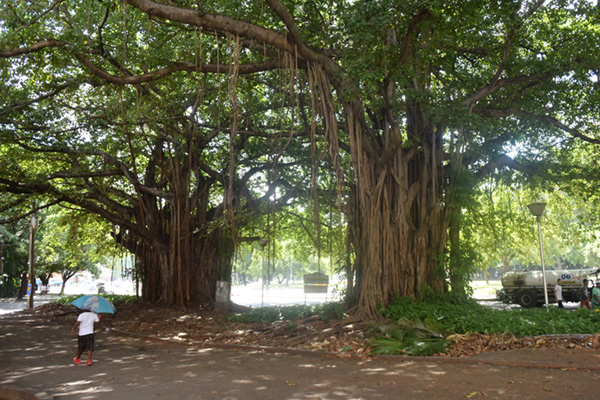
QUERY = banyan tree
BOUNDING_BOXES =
[1,0,599,316]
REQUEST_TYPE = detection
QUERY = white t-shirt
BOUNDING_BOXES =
[77,312,99,336]
[554,284,563,301]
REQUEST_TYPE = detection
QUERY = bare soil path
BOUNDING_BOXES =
[2,307,600,399]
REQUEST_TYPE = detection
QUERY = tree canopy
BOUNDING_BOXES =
[1,0,600,316]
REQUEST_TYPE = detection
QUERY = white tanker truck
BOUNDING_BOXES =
[497,268,600,308]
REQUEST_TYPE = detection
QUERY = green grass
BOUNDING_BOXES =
[368,292,600,355]
[381,294,600,336]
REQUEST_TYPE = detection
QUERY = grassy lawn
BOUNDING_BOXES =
[470,280,502,298]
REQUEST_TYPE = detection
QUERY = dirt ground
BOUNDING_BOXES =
[31,301,600,358]
[2,302,600,399]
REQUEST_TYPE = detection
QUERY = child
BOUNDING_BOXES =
[71,309,100,366]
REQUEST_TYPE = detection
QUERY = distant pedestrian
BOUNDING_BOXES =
[70,310,100,366]
[554,279,564,309]
[592,282,600,308]
[579,279,591,310]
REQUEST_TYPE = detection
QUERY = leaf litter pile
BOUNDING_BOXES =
[33,302,600,358]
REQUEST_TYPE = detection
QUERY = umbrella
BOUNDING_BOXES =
[71,295,116,314]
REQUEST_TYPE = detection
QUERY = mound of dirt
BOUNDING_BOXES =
[33,301,600,358]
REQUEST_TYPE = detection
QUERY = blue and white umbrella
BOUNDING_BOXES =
[71,295,116,314]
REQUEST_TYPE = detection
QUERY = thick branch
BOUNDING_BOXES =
[462,0,547,108]
[399,9,429,63]
[0,39,63,57]
[462,72,556,108]
[126,0,296,53]
[74,53,284,85]
[474,154,553,180]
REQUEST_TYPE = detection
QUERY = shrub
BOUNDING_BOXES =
[381,295,600,336]
[228,302,345,323]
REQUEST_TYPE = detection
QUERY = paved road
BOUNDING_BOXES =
[2,308,600,399]
[0,295,61,315]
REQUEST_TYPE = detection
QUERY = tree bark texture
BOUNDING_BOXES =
[347,103,447,317]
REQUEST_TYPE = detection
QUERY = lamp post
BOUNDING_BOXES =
[28,214,40,309]
[258,238,268,307]
[0,232,4,275]
[527,202,548,310]
[0,233,4,299]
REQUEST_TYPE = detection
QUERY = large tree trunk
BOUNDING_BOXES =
[136,228,231,307]
[121,133,236,307]
[127,150,234,307]
[348,103,447,317]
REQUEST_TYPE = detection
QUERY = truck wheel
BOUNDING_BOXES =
[517,290,538,308]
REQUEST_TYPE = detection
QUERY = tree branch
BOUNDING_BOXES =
[0,39,63,57]
[473,107,600,145]
[0,81,76,118]
[473,153,553,180]
[74,53,285,85]
[126,0,296,53]
[462,72,556,108]
[462,0,547,108]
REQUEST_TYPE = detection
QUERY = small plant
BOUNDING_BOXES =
[315,302,346,321]
[368,319,449,356]
[287,322,299,336]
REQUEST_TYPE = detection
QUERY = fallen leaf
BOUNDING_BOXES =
[465,392,478,398]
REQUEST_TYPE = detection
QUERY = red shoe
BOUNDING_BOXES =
[73,358,81,365]
[86,359,92,366]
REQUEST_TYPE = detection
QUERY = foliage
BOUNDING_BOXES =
[381,295,600,337]
[367,319,449,356]
[228,301,345,323]
[2,0,600,315]
[467,181,600,277]
[0,224,29,291]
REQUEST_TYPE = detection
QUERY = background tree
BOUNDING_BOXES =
[467,178,600,277]
[36,209,111,294]
[0,0,316,307]
[0,224,29,298]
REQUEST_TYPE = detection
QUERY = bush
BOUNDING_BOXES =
[381,295,600,336]
[228,302,346,323]
[368,295,600,355]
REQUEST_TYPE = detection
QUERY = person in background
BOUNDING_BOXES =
[591,281,600,308]
[579,279,591,310]
[70,309,100,366]
[554,279,564,309]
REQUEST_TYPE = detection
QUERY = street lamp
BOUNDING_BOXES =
[258,238,268,307]
[527,202,549,310]
[28,214,39,309]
